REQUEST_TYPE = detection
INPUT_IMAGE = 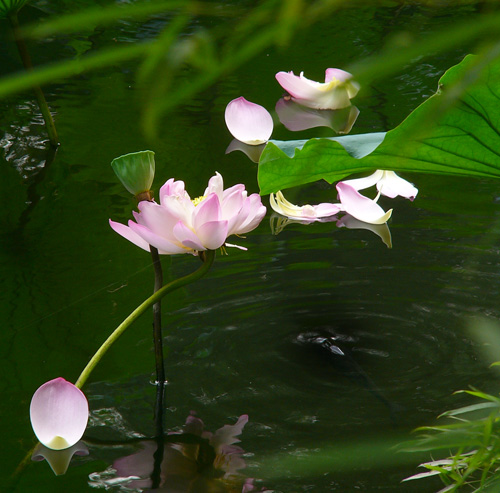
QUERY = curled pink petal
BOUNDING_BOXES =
[204,172,224,198]
[276,69,356,110]
[336,182,392,225]
[30,378,89,450]
[225,97,273,145]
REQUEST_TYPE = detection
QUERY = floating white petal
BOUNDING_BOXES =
[270,191,342,220]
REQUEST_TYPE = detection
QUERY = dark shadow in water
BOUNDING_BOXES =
[292,327,404,427]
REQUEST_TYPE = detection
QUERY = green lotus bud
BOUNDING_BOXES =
[0,0,29,18]
[111,150,155,198]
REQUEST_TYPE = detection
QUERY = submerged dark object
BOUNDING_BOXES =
[295,330,403,424]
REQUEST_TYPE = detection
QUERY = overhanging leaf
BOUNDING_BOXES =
[258,52,500,194]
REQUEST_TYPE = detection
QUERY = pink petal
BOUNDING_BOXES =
[109,219,151,252]
[325,68,360,98]
[30,378,89,450]
[233,195,267,234]
[325,68,353,83]
[313,202,343,217]
[336,182,392,225]
[159,178,188,204]
[204,172,224,198]
[197,219,229,250]
[276,70,353,109]
[275,71,320,101]
[172,221,205,251]
[128,221,188,254]
[193,193,221,230]
[225,97,273,145]
[136,200,183,238]
[221,188,245,220]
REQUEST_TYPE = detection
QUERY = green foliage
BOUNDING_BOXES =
[401,389,500,492]
[258,52,500,194]
[0,0,29,18]
[2,1,500,140]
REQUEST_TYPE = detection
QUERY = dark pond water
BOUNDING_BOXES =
[2,1,500,492]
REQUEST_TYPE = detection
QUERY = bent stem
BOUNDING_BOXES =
[7,12,59,147]
[75,249,216,389]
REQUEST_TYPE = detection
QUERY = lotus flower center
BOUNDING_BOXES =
[192,195,206,206]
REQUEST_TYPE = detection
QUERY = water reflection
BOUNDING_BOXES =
[31,441,89,476]
[89,413,267,492]
[270,211,392,247]
[336,214,392,248]
[225,139,266,163]
[275,98,359,133]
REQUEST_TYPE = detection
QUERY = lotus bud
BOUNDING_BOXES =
[30,377,89,450]
[111,150,155,201]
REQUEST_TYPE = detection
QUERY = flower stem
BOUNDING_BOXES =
[150,246,165,384]
[75,249,215,389]
[7,12,59,147]
[150,245,165,441]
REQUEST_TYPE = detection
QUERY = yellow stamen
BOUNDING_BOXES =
[192,195,206,206]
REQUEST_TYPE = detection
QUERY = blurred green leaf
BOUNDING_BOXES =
[0,0,28,18]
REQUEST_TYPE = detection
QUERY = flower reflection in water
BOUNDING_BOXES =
[275,98,360,133]
[270,211,392,248]
[89,413,268,492]
[31,441,89,476]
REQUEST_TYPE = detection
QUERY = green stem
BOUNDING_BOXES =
[7,11,59,147]
[75,249,215,389]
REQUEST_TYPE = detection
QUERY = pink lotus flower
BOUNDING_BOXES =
[225,97,274,145]
[30,378,89,450]
[275,68,360,110]
[110,172,266,255]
